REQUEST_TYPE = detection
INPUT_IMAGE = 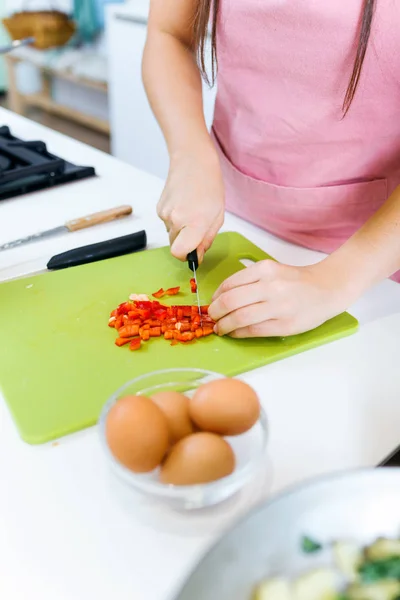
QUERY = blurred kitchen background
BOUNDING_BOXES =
[0,0,216,180]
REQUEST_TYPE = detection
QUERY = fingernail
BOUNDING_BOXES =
[213,324,218,334]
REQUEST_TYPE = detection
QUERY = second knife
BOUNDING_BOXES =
[0,205,133,252]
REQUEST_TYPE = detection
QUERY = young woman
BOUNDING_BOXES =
[142,0,400,338]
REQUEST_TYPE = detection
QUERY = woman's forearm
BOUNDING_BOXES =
[321,185,400,296]
[142,5,215,161]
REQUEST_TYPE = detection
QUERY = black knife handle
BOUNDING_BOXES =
[47,230,147,270]
[187,249,198,272]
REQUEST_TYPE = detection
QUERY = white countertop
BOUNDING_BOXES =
[1,107,400,600]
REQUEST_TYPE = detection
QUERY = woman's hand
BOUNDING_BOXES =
[157,146,224,262]
[208,259,358,338]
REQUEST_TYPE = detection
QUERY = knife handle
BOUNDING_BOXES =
[47,230,147,270]
[65,205,133,232]
[187,250,199,272]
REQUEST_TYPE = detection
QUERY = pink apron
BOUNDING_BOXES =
[212,0,400,281]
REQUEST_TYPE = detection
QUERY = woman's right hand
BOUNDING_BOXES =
[157,145,225,263]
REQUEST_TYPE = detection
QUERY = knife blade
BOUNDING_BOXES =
[0,205,133,251]
[187,249,202,321]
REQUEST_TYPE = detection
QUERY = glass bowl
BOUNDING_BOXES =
[98,369,269,510]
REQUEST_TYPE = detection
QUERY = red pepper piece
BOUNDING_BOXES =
[119,324,140,338]
[126,319,142,326]
[128,311,141,319]
[165,286,180,296]
[161,324,167,333]
[135,301,153,310]
[202,327,214,336]
[190,278,197,293]
[129,338,141,351]
[152,288,165,299]
[164,331,173,340]
[154,308,168,321]
[115,337,134,347]
[170,340,179,346]
[176,322,191,332]
[149,327,161,337]
[177,308,184,320]
[110,308,119,318]
[195,329,203,338]
[140,329,150,341]
[108,317,116,328]
[167,306,177,318]
[200,305,210,314]
[182,306,192,317]
[137,309,151,320]
[114,316,124,330]
[117,302,132,315]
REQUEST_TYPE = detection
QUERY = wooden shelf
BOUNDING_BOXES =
[5,54,109,135]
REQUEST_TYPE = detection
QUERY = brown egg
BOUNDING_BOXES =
[190,378,260,436]
[106,395,169,473]
[151,391,194,444]
[160,432,235,486]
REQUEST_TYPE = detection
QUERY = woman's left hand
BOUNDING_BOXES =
[208,259,355,338]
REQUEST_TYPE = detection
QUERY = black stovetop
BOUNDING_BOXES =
[0,126,96,200]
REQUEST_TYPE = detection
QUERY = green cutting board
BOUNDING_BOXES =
[0,232,358,444]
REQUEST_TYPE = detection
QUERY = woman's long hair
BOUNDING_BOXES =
[193,0,376,116]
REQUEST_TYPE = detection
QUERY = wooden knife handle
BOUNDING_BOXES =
[65,205,133,232]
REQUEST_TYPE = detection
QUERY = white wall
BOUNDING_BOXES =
[5,0,72,12]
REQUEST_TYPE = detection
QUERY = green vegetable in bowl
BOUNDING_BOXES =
[253,536,400,600]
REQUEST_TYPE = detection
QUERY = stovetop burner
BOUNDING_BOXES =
[0,126,96,201]
[0,154,11,172]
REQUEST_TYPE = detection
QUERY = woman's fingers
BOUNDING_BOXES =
[208,282,265,322]
[214,301,273,336]
[170,224,207,261]
[212,260,277,300]
[229,319,290,338]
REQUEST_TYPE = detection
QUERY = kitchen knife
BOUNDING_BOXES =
[0,231,147,282]
[47,230,147,270]
[0,205,133,252]
[187,249,202,320]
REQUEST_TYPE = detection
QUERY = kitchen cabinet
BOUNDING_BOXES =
[106,4,217,180]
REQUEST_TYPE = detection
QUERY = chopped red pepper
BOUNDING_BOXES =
[190,278,197,293]
[137,309,151,320]
[117,302,133,315]
[109,294,216,351]
[129,339,141,351]
[140,329,150,341]
[135,301,152,310]
[114,316,124,330]
[119,324,140,338]
[115,337,135,347]
[152,288,165,299]
[165,287,180,296]
[149,327,161,337]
